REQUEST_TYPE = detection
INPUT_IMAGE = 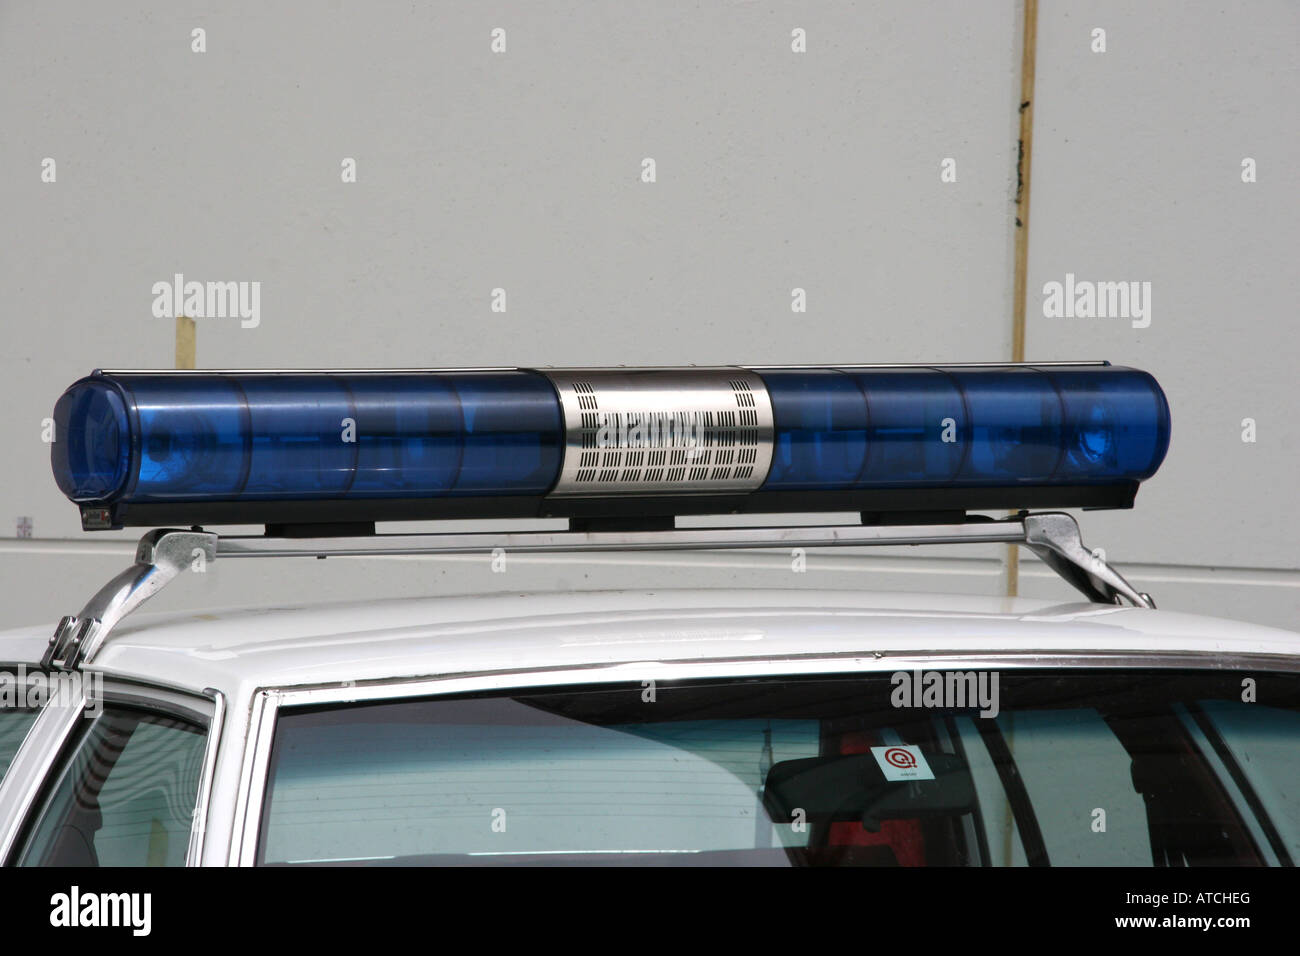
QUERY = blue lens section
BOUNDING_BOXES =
[762,371,868,491]
[1040,366,1170,479]
[759,365,1169,490]
[346,375,461,496]
[344,373,565,496]
[51,379,131,501]
[848,369,966,486]
[52,371,563,505]
[451,374,565,494]
[127,376,251,500]
[941,367,1064,484]
[239,377,358,497]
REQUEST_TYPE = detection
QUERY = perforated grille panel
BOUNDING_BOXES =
[545,369,774,496]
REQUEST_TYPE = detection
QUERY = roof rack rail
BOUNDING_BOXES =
[41,511,1154,672]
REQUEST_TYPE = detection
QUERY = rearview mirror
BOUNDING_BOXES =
[762,751,975,829]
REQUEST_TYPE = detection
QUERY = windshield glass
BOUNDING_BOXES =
[17,706,207,867]
[257,670,1300,866]
[0,706,40,784]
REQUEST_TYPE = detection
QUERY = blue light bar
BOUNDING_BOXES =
[759,365,1169,491]
[51,364,1169,529]
[53,371,563,506]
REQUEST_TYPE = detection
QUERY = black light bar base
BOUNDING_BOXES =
[84,483,1139,532]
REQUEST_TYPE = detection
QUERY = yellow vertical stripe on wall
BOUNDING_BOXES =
[1007,0,1038,598]
[175,315,196,370]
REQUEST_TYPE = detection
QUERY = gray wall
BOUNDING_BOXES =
[1,1,1295,629]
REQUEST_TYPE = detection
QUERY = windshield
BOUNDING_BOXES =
[16,706,207,867]
[256,670,1300,866]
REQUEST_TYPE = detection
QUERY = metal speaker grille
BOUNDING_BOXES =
[544,368,774,496]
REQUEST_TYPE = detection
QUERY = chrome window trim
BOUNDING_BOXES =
[231,690,279,867]
[231,647,1300,867]
[89,670,228,704]
[187,688,225,867]
[95,680,215,726]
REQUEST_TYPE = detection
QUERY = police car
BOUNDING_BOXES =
[1,363,1295,867]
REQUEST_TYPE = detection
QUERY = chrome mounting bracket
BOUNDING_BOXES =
[42,528,218,671]
[44,511,1153,671]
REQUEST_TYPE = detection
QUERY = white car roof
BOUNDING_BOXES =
[2,589,1297,702]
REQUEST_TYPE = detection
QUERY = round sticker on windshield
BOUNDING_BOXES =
[871,745,935,781]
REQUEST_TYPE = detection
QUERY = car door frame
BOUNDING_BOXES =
[0,674,223,867]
